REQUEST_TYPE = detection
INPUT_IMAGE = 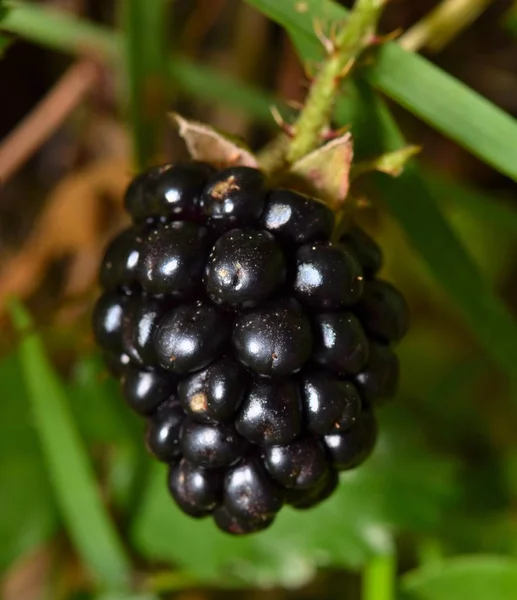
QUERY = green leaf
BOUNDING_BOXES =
[349,84,517,386]
[9,302,132,591]
[1,2,282,123]
[122,0,170,168]
[0,354,56,572]
[367,44,517,182]
[402,555,517,600]
[245,0,517,182]
[132,408,457,586]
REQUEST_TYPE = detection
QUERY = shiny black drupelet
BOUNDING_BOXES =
[92,162,409,535]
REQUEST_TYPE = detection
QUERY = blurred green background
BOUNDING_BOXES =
[2,0,517,599]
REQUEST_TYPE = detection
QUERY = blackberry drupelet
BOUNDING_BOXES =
[92,162,409,535]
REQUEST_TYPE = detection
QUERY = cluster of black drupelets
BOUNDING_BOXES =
[92,162,409,534]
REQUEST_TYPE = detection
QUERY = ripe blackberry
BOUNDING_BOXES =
[178,356,248,423]
[312,311,369,376]
[261,189,334,245]
[99,227,142,292]
[355,280,410,343]
[222,456,283,521]
[146,399,184,461]
[138,221,209,297]
[205,229,286,308]
[324,410,377,470]
[154,302,230,374]
[264,437,329,489]
[122,366,176,415]
[200,166,266,227]
[235,377,302,446]
[232,297,313,377]
[168,458,222,518]
[93,162,409,535]
[124,162,214,223]
[340,226,382,277]
[180,418,248,468]
[301,371,362,435]
[293,242,364,310]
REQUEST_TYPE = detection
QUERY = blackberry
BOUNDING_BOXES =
[232,298,313,377]
[214,505,275,535]
[354,342,399,404]
[168,458,222,518]
[146,399,184,461]
[355,280,410,343]
[264,437,329,489]
[324,410,377,470]
[340,226,382,277]
[235,377,302,446]
[301,371,362,435]
[287,467,339,510]
[204,229,286,308]
[222,457,283,522]
[261,189,334,245]
[122,366,176,415]
[200,166,266,227]
[92,291,130,354]
[180,418,248,468]
[178,356,248,423]
[312,311,369,375]
[293,242,364,310]
[154,302,230,374]
[99,227,142,292]
[93,162,409,534]
[137,221,209,297]
[124,162,214,223]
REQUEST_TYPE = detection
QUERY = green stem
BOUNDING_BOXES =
[286,0,385,164]
[362,552,396,600]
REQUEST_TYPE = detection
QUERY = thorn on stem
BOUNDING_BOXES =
[270,106,294,137]
[286,99,304,111]
[335,58,356,82]
[368,28,403,46]
[313,18,336,55]
[321,125,350,141]
[301,59,319,81]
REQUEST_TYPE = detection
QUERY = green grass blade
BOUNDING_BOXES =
[366,43,517,181]
[349,84,517,385]
[9,301,132,591]
[122,0,170,168]
[1,2,281,124]
[245,0,517,182]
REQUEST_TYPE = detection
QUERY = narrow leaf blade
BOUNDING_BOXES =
[9,301,131,590]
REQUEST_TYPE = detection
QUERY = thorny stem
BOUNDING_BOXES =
[286,0,385,165]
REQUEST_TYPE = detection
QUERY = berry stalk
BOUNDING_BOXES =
[286,0,386,165]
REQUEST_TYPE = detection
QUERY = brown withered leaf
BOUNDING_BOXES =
[0,159,131,317]
[171,112,259,169]
[285,133,354,210]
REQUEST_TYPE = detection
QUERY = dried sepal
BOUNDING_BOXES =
[283,133,354,211]
[170,113,259,170]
